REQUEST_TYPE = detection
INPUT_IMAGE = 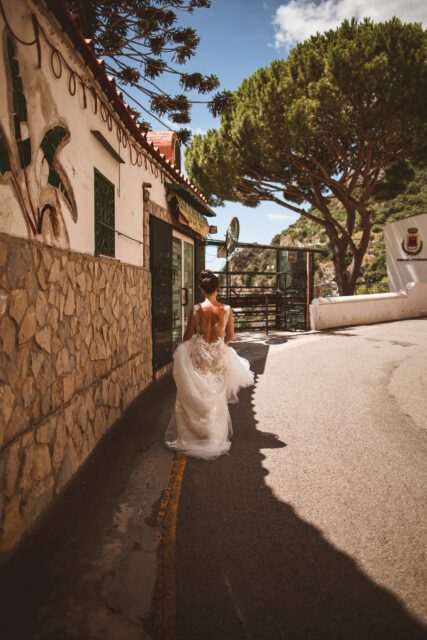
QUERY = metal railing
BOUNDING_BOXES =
[213,271,276,332]
[214,270,309,333]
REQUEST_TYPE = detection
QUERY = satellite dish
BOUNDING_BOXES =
[226,217,240,254]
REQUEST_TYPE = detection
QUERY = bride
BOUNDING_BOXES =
[165,270,254,460]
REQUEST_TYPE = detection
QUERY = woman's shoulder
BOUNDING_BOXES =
[198,301,228,311]
[218,303,232,314]
[219,303,231,315]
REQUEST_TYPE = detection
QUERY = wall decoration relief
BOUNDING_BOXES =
[0,33,77,246]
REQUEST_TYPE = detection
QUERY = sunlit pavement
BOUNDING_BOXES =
[1,319,426,640]
[175,318,427,640]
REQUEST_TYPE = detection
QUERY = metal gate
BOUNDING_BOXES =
[208,241,321,332]
[276,250,314,331]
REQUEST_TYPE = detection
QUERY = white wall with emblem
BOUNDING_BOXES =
[384,214,427,292]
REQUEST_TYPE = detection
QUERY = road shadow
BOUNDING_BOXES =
[323,329,417,348]
[233,331,307,347]
[323,329,360,338]
[175,352,427,640]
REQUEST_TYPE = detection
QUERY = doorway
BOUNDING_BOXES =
[172,231,194,349]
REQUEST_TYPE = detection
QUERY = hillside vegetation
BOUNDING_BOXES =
[229,166,427,286]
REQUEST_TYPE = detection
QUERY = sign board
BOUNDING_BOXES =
[175,195,209,237]
[384,213,427,291]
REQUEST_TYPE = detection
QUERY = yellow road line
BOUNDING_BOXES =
[153,334,321,637]
[153,453,187,640]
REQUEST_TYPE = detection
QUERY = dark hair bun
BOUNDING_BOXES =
[199,269,219,294]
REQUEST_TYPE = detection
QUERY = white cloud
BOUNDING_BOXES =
[273,0,427,49]
[267,212,297,220]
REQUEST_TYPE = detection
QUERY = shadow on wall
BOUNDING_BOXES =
[0,374,176,639]
[175,343,427,640]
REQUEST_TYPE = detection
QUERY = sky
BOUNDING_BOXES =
[127,0,427,271]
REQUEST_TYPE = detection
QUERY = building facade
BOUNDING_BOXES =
[0,0,213,556]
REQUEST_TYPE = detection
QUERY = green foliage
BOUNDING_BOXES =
[64,0,227,133]
[186,18,427,293]
[370,165,427,227]
[230,164,427,286]
[276,164,427,283]
[228,246,276,288]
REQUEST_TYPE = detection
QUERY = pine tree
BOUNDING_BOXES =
[186,19,427,293]
[64,0,230,142]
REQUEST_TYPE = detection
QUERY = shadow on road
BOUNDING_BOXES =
[233,331,307,347]
[1,335,426,640]
[175,346,427,640]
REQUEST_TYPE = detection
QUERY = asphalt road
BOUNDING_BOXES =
[176,319,427,640]
[0,319,426,640]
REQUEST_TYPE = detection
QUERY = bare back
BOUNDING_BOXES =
[194,302,229,343]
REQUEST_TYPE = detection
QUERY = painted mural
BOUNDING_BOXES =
[0,33,77,245]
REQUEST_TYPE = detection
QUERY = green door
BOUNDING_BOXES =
[172,236,182,349]
[150,216,173,371]
[276,250,309,331]
[194,239,205,303]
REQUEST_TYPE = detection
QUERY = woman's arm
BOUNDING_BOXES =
[183,308,195,342]
[224,308,234,345]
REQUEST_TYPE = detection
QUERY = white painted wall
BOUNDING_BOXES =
[310,282,427,331]
[0,0,170,267]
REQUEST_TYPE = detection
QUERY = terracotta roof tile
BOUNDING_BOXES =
[45,0,210,207]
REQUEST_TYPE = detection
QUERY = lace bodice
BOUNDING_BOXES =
[190,304,230,381]
[193,303,230,336]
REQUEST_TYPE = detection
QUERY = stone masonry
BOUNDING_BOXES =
[0,233,152,556]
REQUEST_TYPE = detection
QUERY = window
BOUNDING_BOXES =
[94,168,115,257]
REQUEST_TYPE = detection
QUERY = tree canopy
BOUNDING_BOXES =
[278,164,427,283]
[186,18,427,293]
[64,0,229,141]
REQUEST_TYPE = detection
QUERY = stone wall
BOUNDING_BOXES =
[0,233,152,556]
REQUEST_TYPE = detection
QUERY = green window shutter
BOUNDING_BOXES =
[94,168,115,257]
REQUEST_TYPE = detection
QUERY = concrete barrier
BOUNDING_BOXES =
[310,282,427,330]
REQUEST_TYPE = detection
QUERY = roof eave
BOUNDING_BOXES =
[43,0,211,205]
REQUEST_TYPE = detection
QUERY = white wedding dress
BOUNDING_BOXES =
[165,304,254,460]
